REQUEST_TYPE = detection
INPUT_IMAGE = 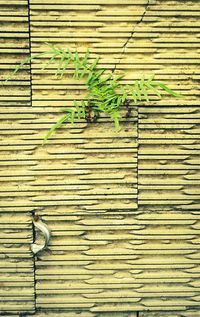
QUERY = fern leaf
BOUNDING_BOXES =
[43,113,70,144]
[46,42,61,55]
[129,86,138,104]
[80,49,90,78]
[56,54,66,77]
[110,111,121,131]
[82,49,90,66]
[139,78,149,102]
[98,74,112,85]
[59,57,71,77]
[145,81,161,98]
[92,69,105,82]
[42,54,57,71]
[121,87,128,103]
[89,57,100,71]
[86,71,96,84]
[153,81,181,97]
[73,100,81,119]
[117,95,122,108]
[73,51,81,79]
[81,100,86,117]
[70,110,75,124]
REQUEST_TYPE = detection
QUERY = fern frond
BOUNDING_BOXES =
[56,54,66,77]
[89,57,100,71]
[43,113,70,145]
[5,52,47,82]
[73,51,80,79]
[110,111,121,131]
[153,81,181,97]
[126,76,181,105]
[42,54,57,71]
[5,44,182,143]
[59,57,71,77]
[80,49,90,78]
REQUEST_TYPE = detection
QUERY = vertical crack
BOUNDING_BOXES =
[30,210,37,314]
[110,0,153,219]
[27,0,36,312]
[112,0,151,74]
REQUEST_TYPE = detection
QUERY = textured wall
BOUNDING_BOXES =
[0,0,200,316]
[0,0,35,314]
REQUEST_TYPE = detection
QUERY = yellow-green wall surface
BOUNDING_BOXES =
[0,0,200,316]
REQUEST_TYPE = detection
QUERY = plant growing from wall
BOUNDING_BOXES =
[6,43,181,144]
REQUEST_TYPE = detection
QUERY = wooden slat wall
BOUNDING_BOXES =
[23,311,200,317]
[0,0,35,314]
[0,0,200,315]
[30,0,138,314]
[0,213,35,313]
[137,0,200,313]
[29,0,200,314]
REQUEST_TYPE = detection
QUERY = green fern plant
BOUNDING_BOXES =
[5,43,181,144]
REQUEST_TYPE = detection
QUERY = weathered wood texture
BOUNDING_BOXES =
[30,0,138,313]
[0,0,200,315]
[0,0,35,314]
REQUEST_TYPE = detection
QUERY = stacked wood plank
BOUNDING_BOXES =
[0,0,35,314]
[0,0,200,315]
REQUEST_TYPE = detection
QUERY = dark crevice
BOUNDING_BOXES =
[112,0,152,74]
[27,0,36,311]
[30,210,37,314]
[110,1,152,218]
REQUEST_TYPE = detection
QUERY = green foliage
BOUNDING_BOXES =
[5,43,181,143]
[43,100,86,144]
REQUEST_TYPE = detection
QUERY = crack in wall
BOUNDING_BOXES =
[112,0,151,74]
[30,210,37,314]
